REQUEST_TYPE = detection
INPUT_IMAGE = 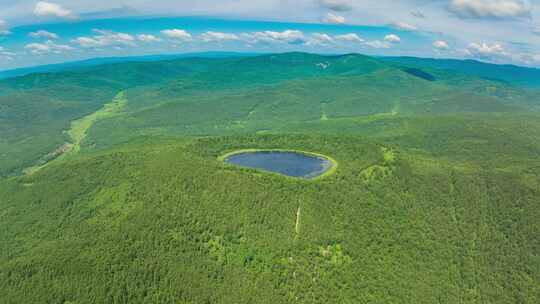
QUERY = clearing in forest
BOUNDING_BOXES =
[67,91,128,153]
[24,91,127,175]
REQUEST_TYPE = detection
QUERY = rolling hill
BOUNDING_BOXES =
[383,56,540,88]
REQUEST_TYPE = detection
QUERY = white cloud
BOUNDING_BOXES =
[25,40,74,54]
[161,29,192,41]
[334,33,364,43]
[137,34,162,42]
[322,13,346,24]
[365,40,392,49]
[463,42,540,66]
[0,46,16,60]
[514,53,540,65]
[200,31,239,42]
[243,30,305,44]
[391,22,417,31]
[319,0,353,12]
[465,42,509,59]
[449,0,531,19]
[34,1,76,19]
[384,34,401,43]
[433,40,450,50]
[306,33,334,46]
[72,29,136,48]
[72,37,101,48]
[29,30,59,40]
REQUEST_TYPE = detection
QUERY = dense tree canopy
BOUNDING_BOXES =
[0,53,538,303]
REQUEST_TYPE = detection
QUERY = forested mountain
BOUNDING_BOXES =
[383,56,540,88]
[0,53,539,303]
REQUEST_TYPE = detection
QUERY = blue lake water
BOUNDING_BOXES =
[224,151,332,179]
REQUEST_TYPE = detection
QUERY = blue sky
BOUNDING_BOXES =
[0,1,539,70]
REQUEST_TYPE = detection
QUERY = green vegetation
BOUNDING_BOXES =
[360,146,397,183]
[67,91,127,153]
[383,56,540,88]
[0,53,538,303]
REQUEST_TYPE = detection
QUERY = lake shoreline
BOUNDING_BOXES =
[218,148,338,180]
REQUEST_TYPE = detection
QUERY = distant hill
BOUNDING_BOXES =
[0,52,260,80]
[6,53,540,88]
[383,56,540,88]
[1,52,538,177]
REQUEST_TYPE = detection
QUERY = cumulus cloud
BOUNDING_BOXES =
[334,33,364,43]
[391,22,417,31]
[29,30,59,40]
[306,33,334,46]
[433,40,450,50]
[364,34,400,49]
[365,40,392,49]
[449,0,531,19]
[161,29,193,41]
[72,29,136,48]
[243,30,305,45]
[72,37,100,48]
[34,1,77,19]
[465,42,509,59]
[25,40,74,54]
[319,0,353,12]
[200,31,239,42]
[517,53,540,65]
[137,34,162,42]
[384,34,401,43]
[464,43,540,66]
[322,13,346,24]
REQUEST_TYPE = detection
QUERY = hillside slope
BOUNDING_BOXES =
[1,130,538,303]
[1,52,538,177]
[383,56,540,88]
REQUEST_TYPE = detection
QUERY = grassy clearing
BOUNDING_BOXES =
[67,91,127,153]
[23,92,127,175]
[360,146,397,182]
[321,112,329,121]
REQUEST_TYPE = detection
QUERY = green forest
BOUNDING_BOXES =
[0,53,539,303]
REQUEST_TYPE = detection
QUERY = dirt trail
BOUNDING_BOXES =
[295,206,301,235]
